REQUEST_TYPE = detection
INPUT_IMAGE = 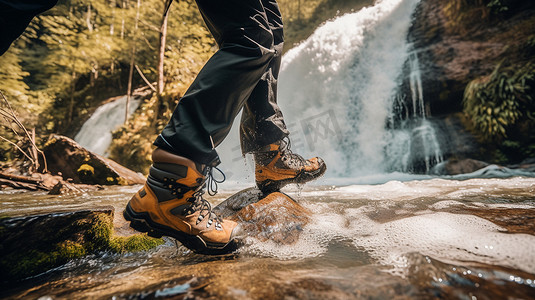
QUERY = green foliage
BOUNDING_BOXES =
[463,62,535,142]
[487,0,510,14]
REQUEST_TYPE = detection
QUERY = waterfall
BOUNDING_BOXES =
[74,96,141,156]
[218,0,443,182]
[385,45,443,173]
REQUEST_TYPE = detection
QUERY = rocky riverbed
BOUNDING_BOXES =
[1,177,534,299]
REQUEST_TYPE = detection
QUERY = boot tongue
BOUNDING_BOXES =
[279,139,289,152]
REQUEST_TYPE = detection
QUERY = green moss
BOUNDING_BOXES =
[1,241,87,281]
[77,163,96,183]
[110,235,165,253]
[1,212,163,282]
[77,163,94,175]
[116,177,129,186]
[84,213,113,251]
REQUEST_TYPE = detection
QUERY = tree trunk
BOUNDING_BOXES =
[157,1,171,95]
[68,66,76,127]
[30,128,38,172]
[110,0,116,35]
[86,4,93,32]
[125,0,141,124]
[153,0,172,127]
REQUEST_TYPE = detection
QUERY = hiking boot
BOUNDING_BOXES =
[123,148,241,255]
[254,139,326,193]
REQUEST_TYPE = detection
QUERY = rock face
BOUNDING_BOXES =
[42,135,145,185]
[215,188,311,244]
[408,0,535,116]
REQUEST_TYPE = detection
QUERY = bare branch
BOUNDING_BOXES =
[0,91,48,172]
[135,64,157,92]
[0,135,35,163]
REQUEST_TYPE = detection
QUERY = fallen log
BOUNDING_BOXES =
[0,171,48,191]
[0,178,43,191]
[0,171,42,184]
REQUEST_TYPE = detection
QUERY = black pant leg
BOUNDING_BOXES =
[0,0,58,55]
[154,0,275,166]
[239,0,289,154]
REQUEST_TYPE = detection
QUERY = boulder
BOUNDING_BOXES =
[0,206,163,282]
[434,158,489,175]
[42,135,145,185]
[215,187,311,244]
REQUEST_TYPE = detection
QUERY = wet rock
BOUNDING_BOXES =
[507,157,535,172]
[451,207,535,235]
[406,253,535,299]
[42,135,145,185]
[0,207,113,282]
[116,276,211,299]
[215,187,310,244]
[0,206,163,283]
[436,158,490,175]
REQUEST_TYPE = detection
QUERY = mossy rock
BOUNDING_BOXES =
[0,207,163,283]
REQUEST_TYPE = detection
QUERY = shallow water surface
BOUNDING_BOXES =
[1,177,534,299]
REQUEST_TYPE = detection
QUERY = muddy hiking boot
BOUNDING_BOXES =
[123,148,241,255]
[254,138,327,193]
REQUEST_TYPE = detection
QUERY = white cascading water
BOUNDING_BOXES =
[218,0,443,183]
[384,45,443,173]
[74,96,141,156]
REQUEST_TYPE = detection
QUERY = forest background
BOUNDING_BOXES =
[0,0,533,175]
[0,0,373,174]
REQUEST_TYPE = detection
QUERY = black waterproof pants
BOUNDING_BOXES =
[0,0,58,55]
[154,0,289,167]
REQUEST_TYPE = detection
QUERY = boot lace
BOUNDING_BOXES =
[206,166,226,196]
[188,166,226,230]
[165,166,226,230]
[279,137,306,167]
[188,189,224,230]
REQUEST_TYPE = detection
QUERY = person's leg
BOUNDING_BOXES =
[127,0,278,254]
[239,0,327,192]
[239,0,288,154]
[154,0,277,167]
[0,0,58,55]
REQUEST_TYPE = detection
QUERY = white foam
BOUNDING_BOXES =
[238,178,535,275]
[352,212,535,274]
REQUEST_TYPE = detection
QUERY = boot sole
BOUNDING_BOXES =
[257,161,327,193]
[123,203,239,255]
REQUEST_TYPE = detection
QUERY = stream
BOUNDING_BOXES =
[1,177,534,299]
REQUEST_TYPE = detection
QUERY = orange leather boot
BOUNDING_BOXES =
[124,148,241,254]
[254,139,326,193]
